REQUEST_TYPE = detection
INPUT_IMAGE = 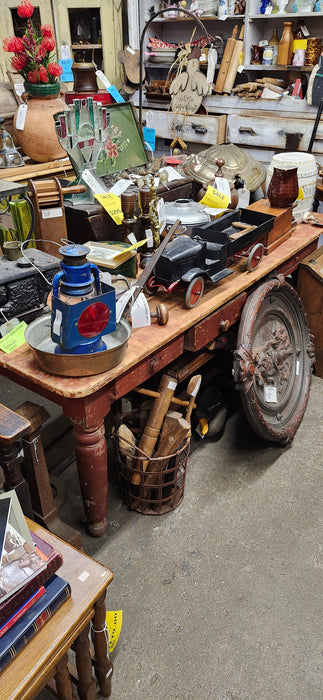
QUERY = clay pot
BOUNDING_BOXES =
[267,166,299,208]
[13,82,67,163]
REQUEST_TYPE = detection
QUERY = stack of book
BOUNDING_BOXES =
[0,490,71,674]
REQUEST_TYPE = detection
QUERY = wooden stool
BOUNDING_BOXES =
[0,401,82,548]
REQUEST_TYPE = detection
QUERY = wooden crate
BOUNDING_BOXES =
[297,245,323,378]
[248,199,293,253]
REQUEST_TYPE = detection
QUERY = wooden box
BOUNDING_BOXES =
[297,245,323,378]
[247,199,293,254]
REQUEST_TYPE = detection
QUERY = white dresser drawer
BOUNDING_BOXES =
[227,114,323,154]
[143,109,226,146]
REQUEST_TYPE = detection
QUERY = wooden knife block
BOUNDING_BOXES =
[247,199,293,254]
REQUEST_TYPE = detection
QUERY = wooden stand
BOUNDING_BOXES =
[247,199,293,254]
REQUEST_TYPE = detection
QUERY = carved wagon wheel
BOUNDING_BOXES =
[233,275,315,445]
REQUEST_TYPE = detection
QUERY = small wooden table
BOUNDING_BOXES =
[2,520,114,700]
[0,220,321,536]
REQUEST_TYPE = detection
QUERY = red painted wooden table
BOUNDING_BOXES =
[0,221,320,536]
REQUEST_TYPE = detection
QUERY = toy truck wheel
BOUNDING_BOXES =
[247,243,264,272]
[185,276,205,308]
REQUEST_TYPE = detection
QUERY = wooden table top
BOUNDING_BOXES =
[2,520,113,700]
[0,220,321,401]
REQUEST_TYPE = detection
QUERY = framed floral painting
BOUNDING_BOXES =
[96,102,148,177]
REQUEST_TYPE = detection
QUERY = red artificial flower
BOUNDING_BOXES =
[3,36,25,52]
[40,24,53,38]
[105,139,118,159]
[39,65,49,83]
[11,54,27,71]
[27,69,38,83]
[41,37,56,53]
[48,62,63,77]
[17,0,34,18]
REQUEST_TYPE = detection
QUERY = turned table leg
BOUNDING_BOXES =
[55,653,76,700]
[91,590,113,697]
[72,420,108,537]
[72,623,97,700]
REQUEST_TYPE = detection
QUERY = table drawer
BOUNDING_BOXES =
[226,114,323,153]
[143,109,226,145]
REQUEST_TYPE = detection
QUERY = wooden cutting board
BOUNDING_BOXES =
[214,25,238,94]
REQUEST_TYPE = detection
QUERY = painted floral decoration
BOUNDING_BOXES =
[3,1,63,84]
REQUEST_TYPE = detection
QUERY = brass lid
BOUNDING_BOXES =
[183,143,266,193]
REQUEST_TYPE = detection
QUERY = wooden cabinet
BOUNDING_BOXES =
[0,0,54,82]
[52,0,123,88]
[0,0,123,87]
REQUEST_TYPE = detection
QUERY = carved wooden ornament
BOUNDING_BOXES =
[233,276,315,444]
[169,47,209,114]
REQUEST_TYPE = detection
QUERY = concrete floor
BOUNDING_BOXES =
[2,373,322,700]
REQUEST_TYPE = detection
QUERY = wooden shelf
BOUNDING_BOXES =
[71,44,102,50]
[150,14,245,22]
[245,64,314,70]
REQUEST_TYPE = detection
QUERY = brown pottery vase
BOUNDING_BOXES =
[13,82,67,163]
[267,166,299,208]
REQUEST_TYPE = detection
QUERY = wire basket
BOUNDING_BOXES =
[113,430,190,515]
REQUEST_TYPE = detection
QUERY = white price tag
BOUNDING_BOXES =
[191,377,202,397]
[116,287,137,323]
[95,69,111,89]
[78,570,90,582]
[61,44,71,59]
[109,179,131,196]
[154,176,160,189]
[14,83,24,97]
[167,380,177,390]
[0,318,20,337]
[145,228,154,248]
[82,169,107,194]
[100,270,112,285]
[214,177,231,199]
[237,64,244,73]
[206,47,217,85]
[15,103,28,130]
[145,111,154,129]
[52,309,62,336]
[127,232,137,245]
[264,385,278,403]
[160,166,183,182]
[42,207,63,219]
[131,292,151,328]
[157,197,166,231]
[126,46,136,55]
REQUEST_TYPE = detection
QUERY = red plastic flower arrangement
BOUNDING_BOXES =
[3,1,63,85]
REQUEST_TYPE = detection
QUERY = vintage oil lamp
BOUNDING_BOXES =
[51,243,116,354]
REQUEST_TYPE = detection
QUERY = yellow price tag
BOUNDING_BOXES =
[113,237,152,260]
[0,322,27,354]
[95,192,124,225]
[200,185,230,210]
[106,610,123,652]
[298,187,304,200]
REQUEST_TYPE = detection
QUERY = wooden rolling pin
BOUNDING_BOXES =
[214,25,238,94]
[222,24,244,94]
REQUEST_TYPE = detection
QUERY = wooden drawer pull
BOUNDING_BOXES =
[238,126,256,136]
